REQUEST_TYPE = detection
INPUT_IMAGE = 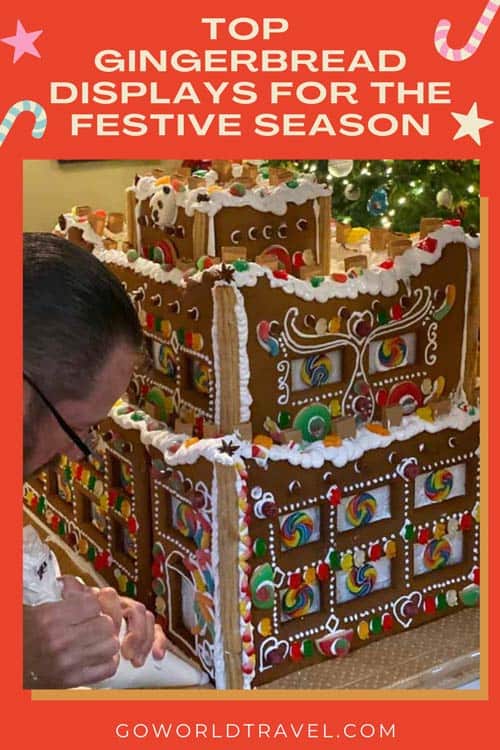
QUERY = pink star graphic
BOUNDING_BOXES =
[1,20,43,63]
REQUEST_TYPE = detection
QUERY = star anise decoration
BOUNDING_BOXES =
[214,263,235,284]
[218,439,239,456]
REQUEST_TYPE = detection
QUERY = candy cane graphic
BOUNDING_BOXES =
[435,0,499,60]
[0,100,47,147]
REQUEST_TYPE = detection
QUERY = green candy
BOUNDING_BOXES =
[404,524,415,541]
[293,404,331,442]
[459,584,480,607]
[253,538,267,557]
[126,249,139,262]
[277,411,292,429]
[437,592,447,610]
[370,616,382,634]
[286,179,299,188]
[302,639,314,657]
[250,563,275,610]
[233,259,249,272]
[329,550,341,570]
[310,276,325,288]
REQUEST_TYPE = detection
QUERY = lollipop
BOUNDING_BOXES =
[423,538,451,571]
[346,563,377,597]
[280,511,314,549]
[174,502,209,548]
[256,320,280,357]
[424,468,453,502]
[192,360,210,394]
[388,381,423,415]
[377,336,407,370]
[300,353,332,387]
[250,563,275,610]
[157,344,177,378]
[282,583,315,619]
[345,492,377,528]
[293,404,332,442]
[120,461,132,491]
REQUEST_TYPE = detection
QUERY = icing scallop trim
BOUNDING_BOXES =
[108,401,478,472]
[93,248,185,286]
[134,177,332,218]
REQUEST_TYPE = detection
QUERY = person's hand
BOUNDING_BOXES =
[94,588,168,667]
[23,577,119,689]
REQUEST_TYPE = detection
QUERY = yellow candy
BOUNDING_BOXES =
[385,540,397,558]
[81,470,90,485]
[118,574,128,593]
[365,422,390,436]
[304,567,317,584]
[185,437,199,448]
[346,227,369,244]
[341,553,353,571]
[416,406,434,422]
[79,538,89,554]
[357,620,370,640]
[434,376,446,398]
[155,596,166,615]
[254,434,273,449]
[257,618,272,637]
[121,500,131,518]
[434,522,446,539]
[328,317,341,334]
[155,175,171,186]
[161,319,172,337]
[191,333,204,352]
[99,494,109,512]
[323,433,342,447]
[329,398,342,417]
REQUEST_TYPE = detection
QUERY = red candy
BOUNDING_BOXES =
[328,485,342,506]
[417,236,438,253]
[379,259,394,270]
[424,596,436,614]
[273,269,288,280]
[418,528,431,544]
[369,543,382,561]
[290,643,303,661]
[288,572,302,589]
[460,512,473,531]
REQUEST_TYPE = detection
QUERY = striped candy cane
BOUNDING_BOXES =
[435,0,499,60]
[0,100,47,148]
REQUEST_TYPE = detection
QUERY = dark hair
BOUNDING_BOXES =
[23,233,142,404]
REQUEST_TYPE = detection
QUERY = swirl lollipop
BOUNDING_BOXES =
[345,492,377,528]
[300,353,332,387]
[377,336,407,369]
[423,538,451,571]
[120,461,132,491]
[346,563,377,598]
[174,502,199,539]
[282,583,315,619]
[424,469,453,502]
[250,563,275,610]
[192,360,210,394]
[158,344,176,378]
[280,511,314,549]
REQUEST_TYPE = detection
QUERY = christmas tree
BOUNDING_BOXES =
[267,160,480,234]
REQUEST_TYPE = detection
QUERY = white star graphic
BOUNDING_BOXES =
[451,102,493,146]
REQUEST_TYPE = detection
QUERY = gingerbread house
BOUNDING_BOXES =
[27,168,480,689]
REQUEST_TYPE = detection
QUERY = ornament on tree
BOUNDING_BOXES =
[344,183,361,201]
[367,188,388,216]
[455,200,468,220]
[436,188,453,209]
[328,160,354,178]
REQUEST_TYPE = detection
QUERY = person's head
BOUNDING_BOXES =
[23,233,142,477]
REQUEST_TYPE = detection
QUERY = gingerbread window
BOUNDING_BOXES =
[291,350,342,392]
[368,332,417,374]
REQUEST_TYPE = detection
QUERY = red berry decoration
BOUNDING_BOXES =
[391,303,403,320]
[369,543,382,561]
[328,485,342,506]
[424,596,436,614]
[290,642,302,661]
[289,572,302,589]
[417,236,438,253]
[317,562,330,581]
[379,259,394,270]
[418,527,431,544]
[273,269,288,280]
[460,512,473,531]
[382,613,394,631]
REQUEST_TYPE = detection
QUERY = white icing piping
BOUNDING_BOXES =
[456,244,473,403]
[233,287,252,424]
[108,401,479,472]
[313,198,320,264]
[211,286,222,428]
[208,215,215,257]
[93,248,185,286]
[210,466,226,689]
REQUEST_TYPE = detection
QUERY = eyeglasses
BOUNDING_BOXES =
[23,372,100,461]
